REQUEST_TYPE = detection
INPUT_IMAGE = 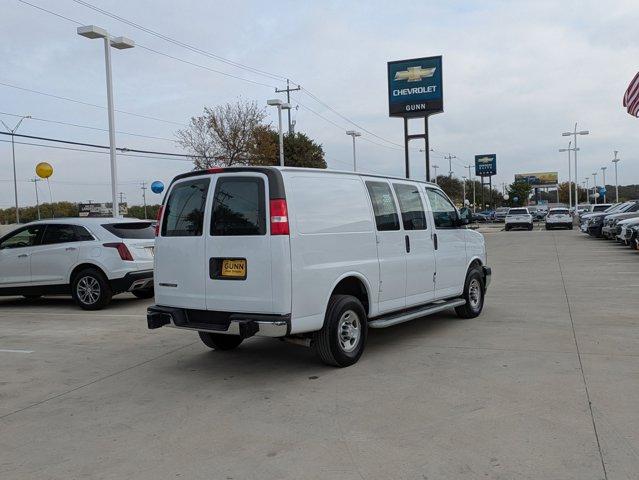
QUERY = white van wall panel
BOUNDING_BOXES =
[286,173,379,333]
[269,236,292,315]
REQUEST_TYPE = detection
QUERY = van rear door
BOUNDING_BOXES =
[205,173,274,313]
[155,177,211,309]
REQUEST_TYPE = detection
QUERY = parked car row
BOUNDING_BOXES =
[580,200,639,250]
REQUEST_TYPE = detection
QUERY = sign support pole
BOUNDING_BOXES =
[424,116,430,182]
[404,117,410,179]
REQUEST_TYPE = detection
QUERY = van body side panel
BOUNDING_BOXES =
[286,173,378,334]
[270,235,292,315]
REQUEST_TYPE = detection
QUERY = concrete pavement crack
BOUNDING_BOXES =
[0,341,197,421]
[552,233,608,480]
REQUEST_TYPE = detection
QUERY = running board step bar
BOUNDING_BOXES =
[368,299,466,329]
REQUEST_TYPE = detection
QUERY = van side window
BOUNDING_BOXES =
[162,178,210,237]
[426,189,458,229]
[392,184,427,230]
[211,177,266,236]
[365,181,400,231]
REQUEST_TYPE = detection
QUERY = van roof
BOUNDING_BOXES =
[172,166,441,189]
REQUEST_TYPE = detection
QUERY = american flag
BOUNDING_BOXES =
[623,72,639,117]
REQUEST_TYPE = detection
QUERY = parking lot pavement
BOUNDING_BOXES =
[1,231,638,479]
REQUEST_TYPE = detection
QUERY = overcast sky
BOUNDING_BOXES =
[2,0,639,210]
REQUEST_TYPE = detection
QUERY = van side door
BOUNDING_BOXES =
[364,180,406,313]
[392,182,436,306]
[424,188,468,297]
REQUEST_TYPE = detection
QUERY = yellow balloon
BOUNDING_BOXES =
[36,162,53,179]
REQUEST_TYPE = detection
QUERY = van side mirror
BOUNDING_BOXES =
[458,207,471,226]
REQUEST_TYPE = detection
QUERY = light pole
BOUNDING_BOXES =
[592,172,598,204]
[584,177,590,204]
[77,26,134,218]
[1,115,31,223]
[558,141,573,211]
[462,176,467,207]
[466,165,476,212]
[267,99,291,166]
[562,124,589,214]
[432,164,439,183]
[345,130,361,172]
[612,151,620,203]
[600,166,607,202]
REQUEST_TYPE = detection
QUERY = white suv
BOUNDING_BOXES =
[0,218,155,310]
[148,167,491,367]
[505,207,534,231]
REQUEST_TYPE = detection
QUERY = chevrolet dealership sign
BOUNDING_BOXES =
[475,154,497,177]
[388,56,443,117]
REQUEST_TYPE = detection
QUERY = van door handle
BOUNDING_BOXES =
[18,253,30,258]
[65,247,77,251]
[404,235,410,253]
[433,233,438,250]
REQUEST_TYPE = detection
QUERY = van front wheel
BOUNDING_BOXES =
[198,332,243,350]
[314,295,367,367]
[455,267,485,319]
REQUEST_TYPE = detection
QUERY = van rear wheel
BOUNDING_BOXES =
[314,294,367,368]
[198,332,243,350]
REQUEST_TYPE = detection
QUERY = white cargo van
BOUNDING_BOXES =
[147,167,491,367]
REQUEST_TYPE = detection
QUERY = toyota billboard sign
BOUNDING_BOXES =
[388,56,443,117]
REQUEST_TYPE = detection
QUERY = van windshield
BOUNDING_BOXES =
[162,178,210,237]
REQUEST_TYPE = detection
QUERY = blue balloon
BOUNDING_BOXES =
[513,196,519,202]
[151,181,164,194]
[599,187,606,195]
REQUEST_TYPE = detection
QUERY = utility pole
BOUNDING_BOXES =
[118,192,125,217]
[461,176,467,207]
[140,182,148,219]
[444,154,456,177]
[584,177,590,204]
[1,115,31,223]
[592,172,598,205]
[275,79,301,134]
[601,166,607,203]
[432,164,439,184]
[30,178,41,220]
[612,151,620,203]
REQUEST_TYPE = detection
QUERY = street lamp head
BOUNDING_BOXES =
[267,99,283,106]
[110,36,135,49]
[578,130,589,135]
[558,148,568,152]
[346,130,361,137]
[281,102,292,110]
[561,132,571,137]
[77,25,108,39]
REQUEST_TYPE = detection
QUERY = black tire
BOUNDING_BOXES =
[455,267,485,319]
[132,288,154,299]
[314,294,367,368]
[198,332,243,350]
[545,225,551,230]
[22,294,42,300]
[71,268,112,310]
[569,225,573,230]
[504,225,510,231]
[528,224,533,231]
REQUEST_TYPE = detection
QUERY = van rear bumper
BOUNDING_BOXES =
[146,305,290,338]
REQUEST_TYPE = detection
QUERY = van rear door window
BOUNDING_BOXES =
[162,178,210,237]
[211,177,266,236]
[365,181,400,231]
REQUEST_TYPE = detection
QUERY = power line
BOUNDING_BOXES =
[0,81,185,127]
[0,111,177,142]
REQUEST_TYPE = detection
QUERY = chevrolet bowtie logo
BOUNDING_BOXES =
[394,66,436,82]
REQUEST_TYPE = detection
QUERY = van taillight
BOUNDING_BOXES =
[155,205,164,236]
[103,242,134,261]
[269,199,289,235]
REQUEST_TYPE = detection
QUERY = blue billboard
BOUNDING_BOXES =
[475,154,497,177]
[388,56,443,117]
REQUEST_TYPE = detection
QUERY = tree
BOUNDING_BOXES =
[251,130,326,168]
[127,204,162,220]
[506,180,532,206]
[557,181,587,204]
[435,176,463,204]
[177,100,267,169]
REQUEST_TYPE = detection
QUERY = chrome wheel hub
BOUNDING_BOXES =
[468,279,482,310]
[338,310,361,353]
[77,276,100,305]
